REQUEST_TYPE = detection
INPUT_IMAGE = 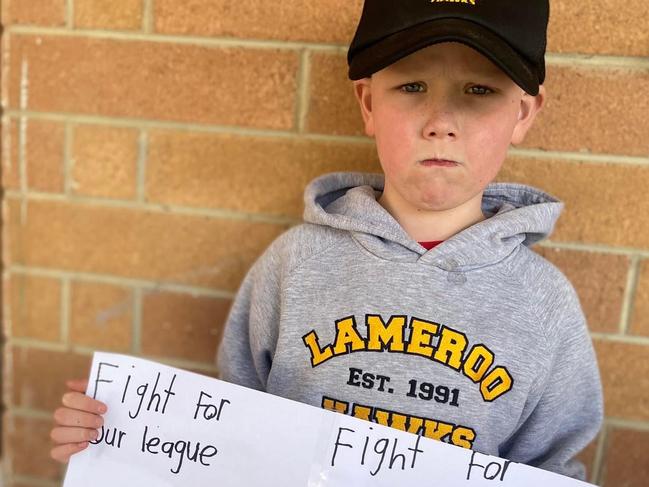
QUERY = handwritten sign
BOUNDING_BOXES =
[63,352,595,486]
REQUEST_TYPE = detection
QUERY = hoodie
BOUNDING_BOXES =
[217,172,603,480]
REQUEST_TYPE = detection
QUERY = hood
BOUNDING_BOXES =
[303,172,563,271]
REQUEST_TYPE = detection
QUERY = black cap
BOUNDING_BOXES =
[347,0,549,95]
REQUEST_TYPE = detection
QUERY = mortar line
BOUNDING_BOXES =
[619,256,641,335]
[6,26,649,70]
[591,424,609,485]
[546,52,649,70]
[7,265,237,300]
[5,110,649,167]
[132,287,142,354]
[5,26,350,53]
[60,276,71,346]
[4,189,301,226]
[136,130,148,202]
[63,121,74,195]
[605,417,649,431]
[509,147,649,167]
[590,332,649,346]
[66,0,74,29]
[9,407,52,420]
[143,0,154,33]
[2,109,376,144]
[539,240,649,258]
[295,49,311,133]
[8,338,68,352]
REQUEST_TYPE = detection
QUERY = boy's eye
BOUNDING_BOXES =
[467,85,493,95]
[400,82,426,93]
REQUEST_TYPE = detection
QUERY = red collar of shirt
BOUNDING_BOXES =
[418,240,444,251]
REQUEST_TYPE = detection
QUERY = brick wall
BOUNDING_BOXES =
[1,1,648,486]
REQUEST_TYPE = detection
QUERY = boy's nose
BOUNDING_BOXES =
[421,101,458,140]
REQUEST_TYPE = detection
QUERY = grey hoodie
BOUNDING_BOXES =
[217,172,603,480]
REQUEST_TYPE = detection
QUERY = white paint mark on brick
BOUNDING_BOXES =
[19,58,29,225]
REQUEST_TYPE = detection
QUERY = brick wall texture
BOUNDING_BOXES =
[1,1,648,486]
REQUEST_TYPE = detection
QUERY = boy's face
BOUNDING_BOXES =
[353,42,545,215]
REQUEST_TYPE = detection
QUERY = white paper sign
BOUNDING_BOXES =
[63,352,594,487]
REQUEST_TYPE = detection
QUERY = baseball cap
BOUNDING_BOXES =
[347,0,549,95]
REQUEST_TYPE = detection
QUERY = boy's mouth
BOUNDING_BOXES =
[420,158,459,167]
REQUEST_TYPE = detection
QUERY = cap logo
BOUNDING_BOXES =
[430,0,477,5]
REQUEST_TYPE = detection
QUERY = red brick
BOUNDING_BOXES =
[498,156,649,249]
[154,0,363,44]
[7,273,61,341]
[3,414,64,480]
[601,427,649,487]
[594,340,649,421]
[549,0,649,57]
[5,0,66,27]
[524,65,649,157]
[71,124,138,199]
[147,131,380,217]
[535,248,628,333]
[6,198,287,292]
[9,347,91,411]
[8,35,299,130]
[3,118,65,192]
[308,52,365,136]
[70,281,133,352]
[3,118,21,190]
[141,291,230,363]
[630,259,649,336]
[75,0,143,30]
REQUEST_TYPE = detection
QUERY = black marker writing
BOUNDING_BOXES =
[466,451,513,481]
[331,426,424,477]
[93,362,119,399]
[193,391,231,421]
[140,425,218,474]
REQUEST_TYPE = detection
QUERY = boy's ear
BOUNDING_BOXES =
[511,85,546,146]
[353,78,375,137]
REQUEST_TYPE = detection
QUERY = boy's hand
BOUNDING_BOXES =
[50,379,107,463]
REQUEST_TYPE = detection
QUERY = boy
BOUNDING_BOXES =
[51,0,603,480]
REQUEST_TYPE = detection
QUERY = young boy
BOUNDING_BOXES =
[51,0,603,480]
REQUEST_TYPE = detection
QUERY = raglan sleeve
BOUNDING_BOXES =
[216,236,285,392]
[499,278,604,480]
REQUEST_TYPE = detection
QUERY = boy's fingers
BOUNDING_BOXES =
[50,426,99,445]
[53,407,104,429]
[50,442,89,464]
[66,379,89,393]
[61,392,107,414]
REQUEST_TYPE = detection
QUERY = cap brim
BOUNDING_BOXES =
[348,18,540,96]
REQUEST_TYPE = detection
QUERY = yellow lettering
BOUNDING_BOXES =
[373,409,390,427]
[406,318,439,358]
[302,330,334,367]
[451,427,476,449]
[421,419,454,442]
[332,317,366,355]
[321,397,349,414]
[388,412,425,435]
[463,344,494,382]
[367,315,406,352]
[480,366,513,401]
[433,327,468,370]
[351,403,372,421]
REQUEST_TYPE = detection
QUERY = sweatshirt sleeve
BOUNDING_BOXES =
[500,279,604,480]
[216,237,284,391]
